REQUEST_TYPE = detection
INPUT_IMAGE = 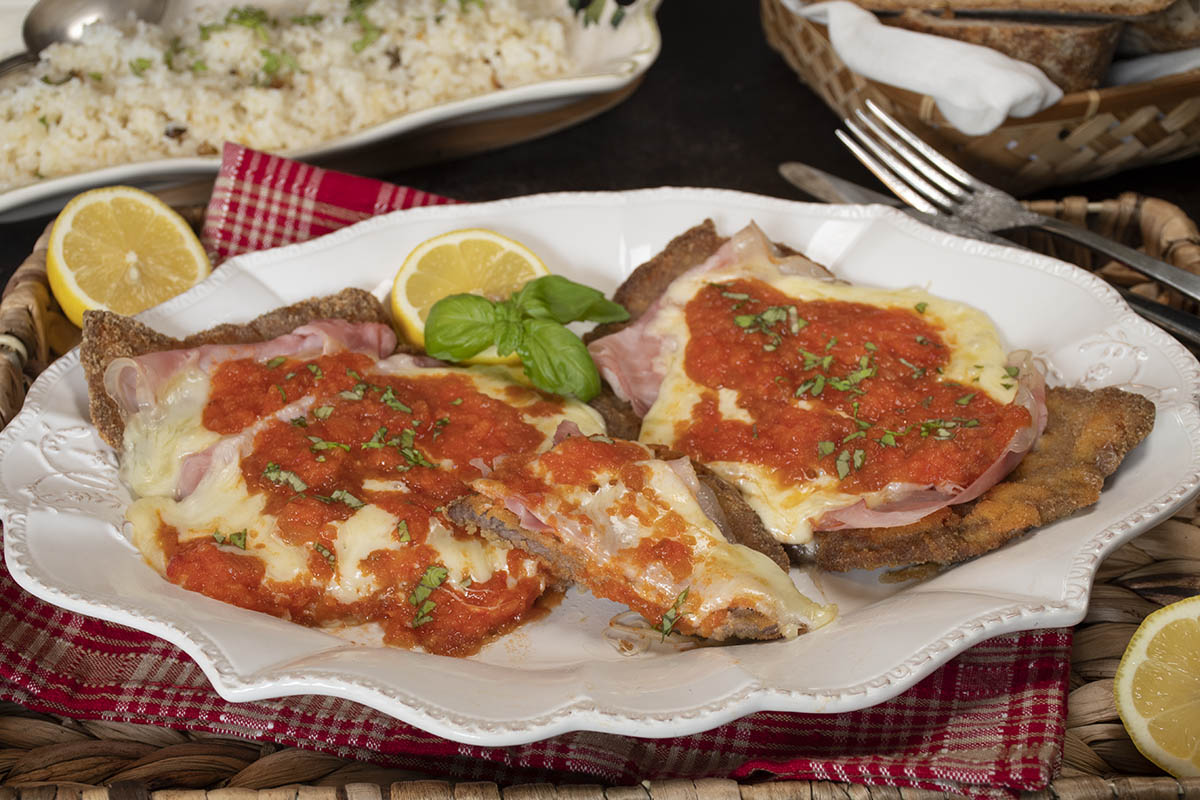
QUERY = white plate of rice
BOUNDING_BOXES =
[0,0,660,220]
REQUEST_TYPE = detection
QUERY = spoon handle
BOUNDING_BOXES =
[0,51,36,78]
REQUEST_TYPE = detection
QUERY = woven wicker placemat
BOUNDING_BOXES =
[0,194,1198,796]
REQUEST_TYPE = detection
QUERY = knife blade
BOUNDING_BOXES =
[778,160,1200,350]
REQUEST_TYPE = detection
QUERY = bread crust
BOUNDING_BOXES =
[883,10,1121,92]
[823,0,1172,17]
[81,287,396,449]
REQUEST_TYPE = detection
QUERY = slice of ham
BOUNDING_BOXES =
[587,222,1048,533]
[174,396,316,499]
[104,320,396,419]
[589,223,834,416]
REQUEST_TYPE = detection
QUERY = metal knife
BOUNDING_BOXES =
[778,161,1200,350]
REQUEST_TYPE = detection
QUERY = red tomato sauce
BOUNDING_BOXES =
[678,279,1030,495]
[160,358,563,657]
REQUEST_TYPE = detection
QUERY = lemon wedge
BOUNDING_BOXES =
[46,186,211,328]
[1114,594,1200,778]
[390,228,549,363]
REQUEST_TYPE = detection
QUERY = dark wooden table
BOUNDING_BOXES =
[2,0,1198,284]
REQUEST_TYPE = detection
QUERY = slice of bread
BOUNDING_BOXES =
[1119,0,1200,54]
[883,10,1122,92]
[843,0,1171,16]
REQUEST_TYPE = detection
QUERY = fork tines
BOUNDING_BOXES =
[836,100,981,215]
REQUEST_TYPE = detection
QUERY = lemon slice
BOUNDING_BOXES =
[1114,594,1200,778]
[390,228,549,363]
[47,186,212,328]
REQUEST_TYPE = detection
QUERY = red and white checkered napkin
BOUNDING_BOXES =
[0,144,1071,798]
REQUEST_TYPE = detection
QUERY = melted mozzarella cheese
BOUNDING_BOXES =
[127,453,313,584]
[330,504,404,604]
[425,520,514,587]
[121,367,221,498]
[640,263,1017,546]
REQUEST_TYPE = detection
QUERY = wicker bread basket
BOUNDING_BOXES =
[1,197,1199,795]
[760,0,1200,195]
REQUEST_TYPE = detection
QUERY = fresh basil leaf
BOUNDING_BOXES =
[494,318,524,357]
[517,319,600,401]
[514,275,629,325]
[424,294,497,360]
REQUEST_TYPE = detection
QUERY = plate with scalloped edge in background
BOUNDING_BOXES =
[2,188,1199,746]
[0,0,661,222]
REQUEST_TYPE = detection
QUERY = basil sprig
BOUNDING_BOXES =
[424,275,628,401]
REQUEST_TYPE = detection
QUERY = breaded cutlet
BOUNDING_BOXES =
[586,220,1156,573]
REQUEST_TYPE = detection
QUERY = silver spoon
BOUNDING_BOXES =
[0,0,166,78]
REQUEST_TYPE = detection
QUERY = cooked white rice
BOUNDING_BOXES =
[0,0,573,191]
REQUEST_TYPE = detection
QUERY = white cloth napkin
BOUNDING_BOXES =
[1107,47,1200,86]
[783,0,1063,136]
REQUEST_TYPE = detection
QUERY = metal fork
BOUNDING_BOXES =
[836,100,1200,306]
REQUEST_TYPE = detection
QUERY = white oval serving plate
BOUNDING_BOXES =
[2,188,1198,746]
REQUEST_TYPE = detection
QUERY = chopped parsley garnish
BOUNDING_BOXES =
[734,304,803,351]
[658,588,689,640]
[915,336,930,346]
[308,435,350,452]
[275,384,286,401]
[409,565,448,628]
[263,462,307,492]
[213,530,248,549]
[307,363,323,379]
[129,57,153,76]
[266,356,286,368]
[362,426,388,449]
[291,13,324,24]
[817,440,835,456]
[390,427,436,470]
[898,358,925,379]
[379,386,412,413]
[450,397,463,406]
[289,417,308,427]
[313,542,336,566]
[329,489,363,509]
[37,115,48,130]
[313,405,334,420]
[261,48,300,76]
[835,450,852,479]
[346,0,382,52]
[340,382,367,401]
[915,302,928,314]
[432,417,451,439]
[397,520,411,543]
[1005,366,1020,378]
[956,393,976,406]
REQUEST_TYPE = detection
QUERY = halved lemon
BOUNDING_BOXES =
[390,228,549,363]
[46,186,211,328]
[1113,594,1200,778]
